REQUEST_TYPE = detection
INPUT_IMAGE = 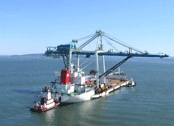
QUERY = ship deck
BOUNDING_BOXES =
[105,78,130,91]
[106,78,129,86]
[92,78,130,98]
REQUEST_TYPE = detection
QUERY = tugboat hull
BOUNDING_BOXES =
[30,87,60,112]
[30,102,60,112]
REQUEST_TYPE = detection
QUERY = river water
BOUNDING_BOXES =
[0,55,174,126]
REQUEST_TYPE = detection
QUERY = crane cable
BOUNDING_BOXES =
[66,33,96,44]
[78,56,93,67]
[81,58,96,70]
[78,33,99,50]
[104,33,143,54]
[103,37,119,52]
[77,33,96,41]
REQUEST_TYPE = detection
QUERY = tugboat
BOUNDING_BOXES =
[126,78,136,87]
[30,87,60,112]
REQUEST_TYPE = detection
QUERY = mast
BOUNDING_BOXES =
[95,50,99,88]
[100,36,106,83]
[96,37,100,88]
[69,50,73,73]
[77,55,80,72]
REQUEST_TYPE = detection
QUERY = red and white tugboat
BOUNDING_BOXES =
[30,87,60,112]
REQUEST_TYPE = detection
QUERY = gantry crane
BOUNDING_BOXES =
[45,30,169,87]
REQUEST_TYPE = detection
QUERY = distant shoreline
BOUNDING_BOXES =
[0,53,44,56]
[0,54,173,59]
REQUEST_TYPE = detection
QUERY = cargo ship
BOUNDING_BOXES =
[45,43,135,103]
[30,30,168,111]
[50,64,135,103]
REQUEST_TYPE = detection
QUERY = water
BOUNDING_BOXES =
[0,56,174,126]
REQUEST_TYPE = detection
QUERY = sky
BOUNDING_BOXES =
[0,0,174,56]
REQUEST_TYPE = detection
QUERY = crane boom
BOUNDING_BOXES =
[78,33,99,50]
[99,56,131,78]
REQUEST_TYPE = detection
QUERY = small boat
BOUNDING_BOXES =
[126,78,136,87]
[109,68,127,79]
[30,87,60,112]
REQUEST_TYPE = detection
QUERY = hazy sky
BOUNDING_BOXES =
[0,0,174,56]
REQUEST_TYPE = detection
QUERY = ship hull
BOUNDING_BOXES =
[30,103,59,112]
[52,89,95,103]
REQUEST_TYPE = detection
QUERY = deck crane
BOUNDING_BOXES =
[99,56,131,79]
[45,30,169,88]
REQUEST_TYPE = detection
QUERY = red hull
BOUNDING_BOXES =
[30,102,60,112]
